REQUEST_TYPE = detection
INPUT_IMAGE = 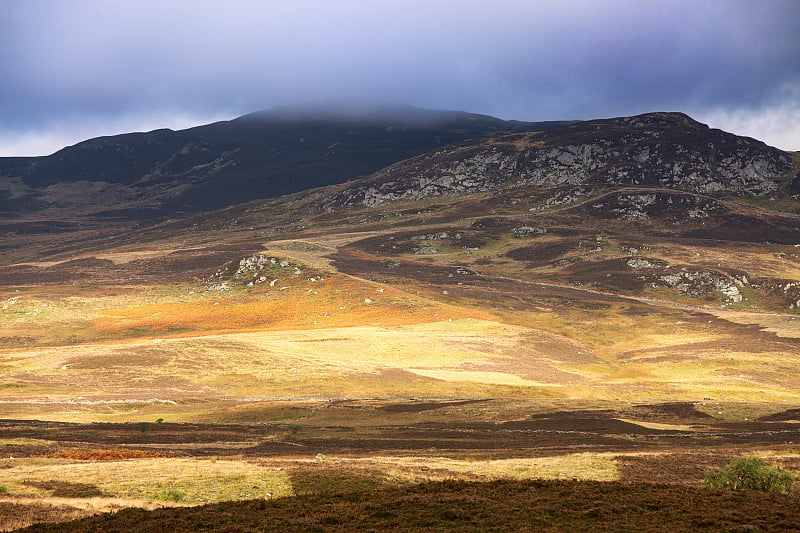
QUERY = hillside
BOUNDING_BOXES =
[0,106,568,219]
[325,112,797,209]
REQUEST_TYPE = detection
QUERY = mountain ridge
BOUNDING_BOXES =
[0,106,570,219]
[323,112,797,211]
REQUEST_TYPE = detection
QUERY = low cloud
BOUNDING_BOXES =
[1,1,799,155]
[696,85,800,151]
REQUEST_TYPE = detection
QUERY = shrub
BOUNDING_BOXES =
[704,456,794,494]
[154,489,186,502]
[0,485,7,494]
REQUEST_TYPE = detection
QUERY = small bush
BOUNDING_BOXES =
[154,489,186,502]
[0,485,7,494]
[705,456,794,494]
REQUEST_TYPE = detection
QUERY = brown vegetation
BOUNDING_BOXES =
[15,479,800,532]
[48,449,168,461]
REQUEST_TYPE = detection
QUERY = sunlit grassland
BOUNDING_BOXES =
[710,310,800,339]
[0,284,211,348]
[0,319,574,420]
[0,261,492,348]
[0,457,292,505]
[570,355,800,402]
[5,239,800,422]
[348,453,619,483]
[483,303,713,354]
[0,451,623,530]
[4,220,800,533]
[4,310,800,422]
[92,276,488,336]
[0,453,618,503]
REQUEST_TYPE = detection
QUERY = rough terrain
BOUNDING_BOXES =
[1,111,800,530]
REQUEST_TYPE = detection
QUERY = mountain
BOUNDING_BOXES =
[0,105,569,219]
[324,112,797,210]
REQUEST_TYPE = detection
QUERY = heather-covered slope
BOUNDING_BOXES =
[17,479,800,533]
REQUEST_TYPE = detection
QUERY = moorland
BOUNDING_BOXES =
[1,108,800,531]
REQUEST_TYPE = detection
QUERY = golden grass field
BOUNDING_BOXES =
[3,201,800,530]
[3,228,800,413]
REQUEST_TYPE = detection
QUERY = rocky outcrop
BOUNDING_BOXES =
[511,227,547,237]
[583,191,727,222]
[626,258,662,269]
[657,270,745,303]
[324,112,793,209]
[205,253,313,289]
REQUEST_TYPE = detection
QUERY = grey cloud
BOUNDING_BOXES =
[1,0,799,154]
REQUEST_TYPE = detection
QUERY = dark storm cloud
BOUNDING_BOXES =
[1,0,799,155]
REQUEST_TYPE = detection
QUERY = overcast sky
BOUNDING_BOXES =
[1,0,799,156]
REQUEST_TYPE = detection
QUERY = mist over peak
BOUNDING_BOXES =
[237,102,510,129]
